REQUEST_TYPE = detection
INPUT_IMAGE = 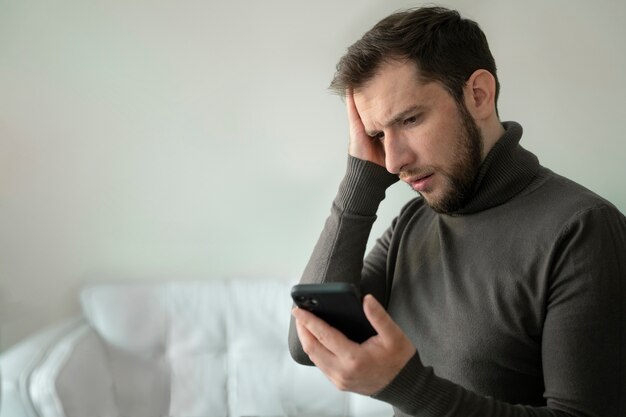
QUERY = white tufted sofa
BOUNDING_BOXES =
[0,279,392,417]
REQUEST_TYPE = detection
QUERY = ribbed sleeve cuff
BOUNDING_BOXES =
[373,353,462,416]
[335,156,399,215]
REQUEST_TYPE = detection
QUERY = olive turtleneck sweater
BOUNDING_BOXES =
[289,122,626,416]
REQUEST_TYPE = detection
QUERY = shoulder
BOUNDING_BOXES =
[524,166,624,224]
[527,168,626,266]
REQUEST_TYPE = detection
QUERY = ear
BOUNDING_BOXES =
[463,69,497,121]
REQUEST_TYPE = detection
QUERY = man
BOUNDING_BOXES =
[288,6,626,417]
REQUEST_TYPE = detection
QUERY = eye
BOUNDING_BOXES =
[370,132,385,142]
[403,116,418,126]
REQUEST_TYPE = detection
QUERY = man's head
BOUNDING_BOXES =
[330,6,499,110]
[353,59,485,213]
[333,7,503,213]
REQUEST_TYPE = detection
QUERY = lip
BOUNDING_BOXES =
[405,173,434,192]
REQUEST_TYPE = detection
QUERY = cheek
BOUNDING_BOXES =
[434,117,466,158]
[416,125,452,164]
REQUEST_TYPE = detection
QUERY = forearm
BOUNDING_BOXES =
[289,156,398,363]
[301,156,398,284]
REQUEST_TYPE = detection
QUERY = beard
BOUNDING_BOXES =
[402,102,483,214]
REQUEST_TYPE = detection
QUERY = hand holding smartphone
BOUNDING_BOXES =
[291,283,377,343]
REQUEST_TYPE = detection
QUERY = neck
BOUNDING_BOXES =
[455,121,540,215]
[480,116,506,161]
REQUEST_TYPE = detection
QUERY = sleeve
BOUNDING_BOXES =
[288,155,399,365]
[373,204,626,417]
[542,204,626,415]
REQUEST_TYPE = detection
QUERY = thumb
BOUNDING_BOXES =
[362,294,402,341]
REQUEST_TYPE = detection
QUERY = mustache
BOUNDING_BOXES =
[399,168,433,181]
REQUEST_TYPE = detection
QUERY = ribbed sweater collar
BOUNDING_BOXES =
[453,121,540,215]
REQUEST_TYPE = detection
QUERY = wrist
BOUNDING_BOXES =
[335,156,399,214]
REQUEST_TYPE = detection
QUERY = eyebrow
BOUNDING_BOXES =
[366,105,426,137]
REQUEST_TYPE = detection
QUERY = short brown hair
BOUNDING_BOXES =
[330,7,499,107]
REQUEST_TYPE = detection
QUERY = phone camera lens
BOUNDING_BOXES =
[304,298,318,309]
[296,297,317,309]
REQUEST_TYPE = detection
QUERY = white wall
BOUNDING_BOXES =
[1,0,625,351]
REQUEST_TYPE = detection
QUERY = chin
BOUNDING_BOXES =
[422,192,463,214]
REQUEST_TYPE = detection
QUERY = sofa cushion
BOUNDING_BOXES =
[55,328,118,417]
[81,284,167,354]
[167,281,229,416]
[78,279,392,417]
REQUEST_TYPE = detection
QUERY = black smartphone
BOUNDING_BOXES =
[291,282,377,343]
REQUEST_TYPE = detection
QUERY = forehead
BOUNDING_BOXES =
[353,60,451,126]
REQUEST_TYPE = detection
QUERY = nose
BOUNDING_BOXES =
[384,131,413,175]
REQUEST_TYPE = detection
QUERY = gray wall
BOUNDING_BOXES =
[1,0,625,351]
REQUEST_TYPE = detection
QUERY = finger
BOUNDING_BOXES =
[292,309,345,373]
[293,310,320,349]
[345,89,386,167]
[292,307,357,355]
[346,88,359,122]
[292,308,337,358]
[362,294,404,343]
[346,89,365,135]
